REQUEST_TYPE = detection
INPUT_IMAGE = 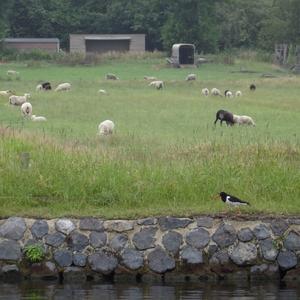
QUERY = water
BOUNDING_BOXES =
[1,281,300,300]
[0,281,300,300]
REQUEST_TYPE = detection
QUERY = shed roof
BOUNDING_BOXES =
[172,43,195,49]
[3,38,59,43]
[84,36,131,40]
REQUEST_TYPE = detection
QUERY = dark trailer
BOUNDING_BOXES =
[171,44,195,65]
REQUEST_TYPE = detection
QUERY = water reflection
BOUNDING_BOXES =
[0,281,299,300]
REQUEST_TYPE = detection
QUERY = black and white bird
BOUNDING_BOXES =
[218,192,250,207]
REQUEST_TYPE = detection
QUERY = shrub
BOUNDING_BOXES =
[24,243,45,263]
[0,47,52,62]
[17,49,52,61]
[0,44,19,61]
[0,44,166,65]
[208,50,235,65]
[52,51,87,66]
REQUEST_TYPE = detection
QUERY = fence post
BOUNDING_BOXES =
[274,43,289,65]
[294,45,300,73]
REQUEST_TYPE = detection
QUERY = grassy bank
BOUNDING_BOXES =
[0,56,299,218]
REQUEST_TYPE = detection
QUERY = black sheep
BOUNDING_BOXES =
[250,84,256,91]
[214,109,234,126]
[42,82,52,90]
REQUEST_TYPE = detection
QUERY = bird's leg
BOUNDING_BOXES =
[222,206,231,215]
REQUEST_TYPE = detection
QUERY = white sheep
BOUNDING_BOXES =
[98,120,115,136]
[186,74,196,81]
[201,88,209,96]
[7,70,19,76]
[225,90,233,98]
[98,89,107,94]
[36,84,43,91]
[149,80,164,90]
[105,73,119,80]
[144,76,157,81]
[9,93,30,106]
[31,115,47,122]
[0,90,14,97]
[21,102,33,117]
[235,90,242,97]
[233,114,256,126]
[54,82,71,92]
[211,88,222,96]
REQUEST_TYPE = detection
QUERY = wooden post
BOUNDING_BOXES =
[296,46,300,64]
[294,45,300,73]
[274,44,289,65]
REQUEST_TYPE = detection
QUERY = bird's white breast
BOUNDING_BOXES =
[225,196,247,206]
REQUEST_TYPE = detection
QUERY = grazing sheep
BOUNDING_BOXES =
[36,82,52,91]
[9,93,30,106]
[42,82,52,90]
[214,109,234,126]
[105,73,119,80]
[202,88,209,96]
[0,90,14,97]
[55,82,71,92]
[144,76,157,81]
[7,70,19,76]
[98,120,115,136]
[250,84,256,91]
[235,90,242,97]
[211,88,222,96]
[98,89,108,94]
[149,80,164,90]
[233,114,256,126]
[31,115,47,122]
[186,74,196,81]
[21,102,33,117]
[224,90,233,98]
[36,84,43,91]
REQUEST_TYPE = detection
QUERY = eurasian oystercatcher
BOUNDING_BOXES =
[216,192,250,212]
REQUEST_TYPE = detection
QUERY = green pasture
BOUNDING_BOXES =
[0,57,299,218]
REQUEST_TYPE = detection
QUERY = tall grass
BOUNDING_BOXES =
[0,47,165,66]
[0,58,299,218]
[0,128,298,218]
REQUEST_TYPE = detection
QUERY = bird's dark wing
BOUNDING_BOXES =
[228,194,250,205]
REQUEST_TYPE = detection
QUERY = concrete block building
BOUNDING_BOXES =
[2,38,60,53]
[69,34,145,54]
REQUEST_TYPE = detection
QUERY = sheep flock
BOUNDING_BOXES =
[1,67,259,143]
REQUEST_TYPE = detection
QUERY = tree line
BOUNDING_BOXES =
[0,0,299,52]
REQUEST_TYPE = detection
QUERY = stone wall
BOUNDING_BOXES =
[0,216,300,283]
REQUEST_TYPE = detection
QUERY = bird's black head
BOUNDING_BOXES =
[219,192,228,201]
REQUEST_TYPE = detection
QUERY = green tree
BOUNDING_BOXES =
[258,0,300,50]
[216,0,271,49]
[129,0,168,50]
[161,0,219,53]
[288,0,300,44]
[0,1,14,39]
[4,0,299,54]
[9,0,53,37]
